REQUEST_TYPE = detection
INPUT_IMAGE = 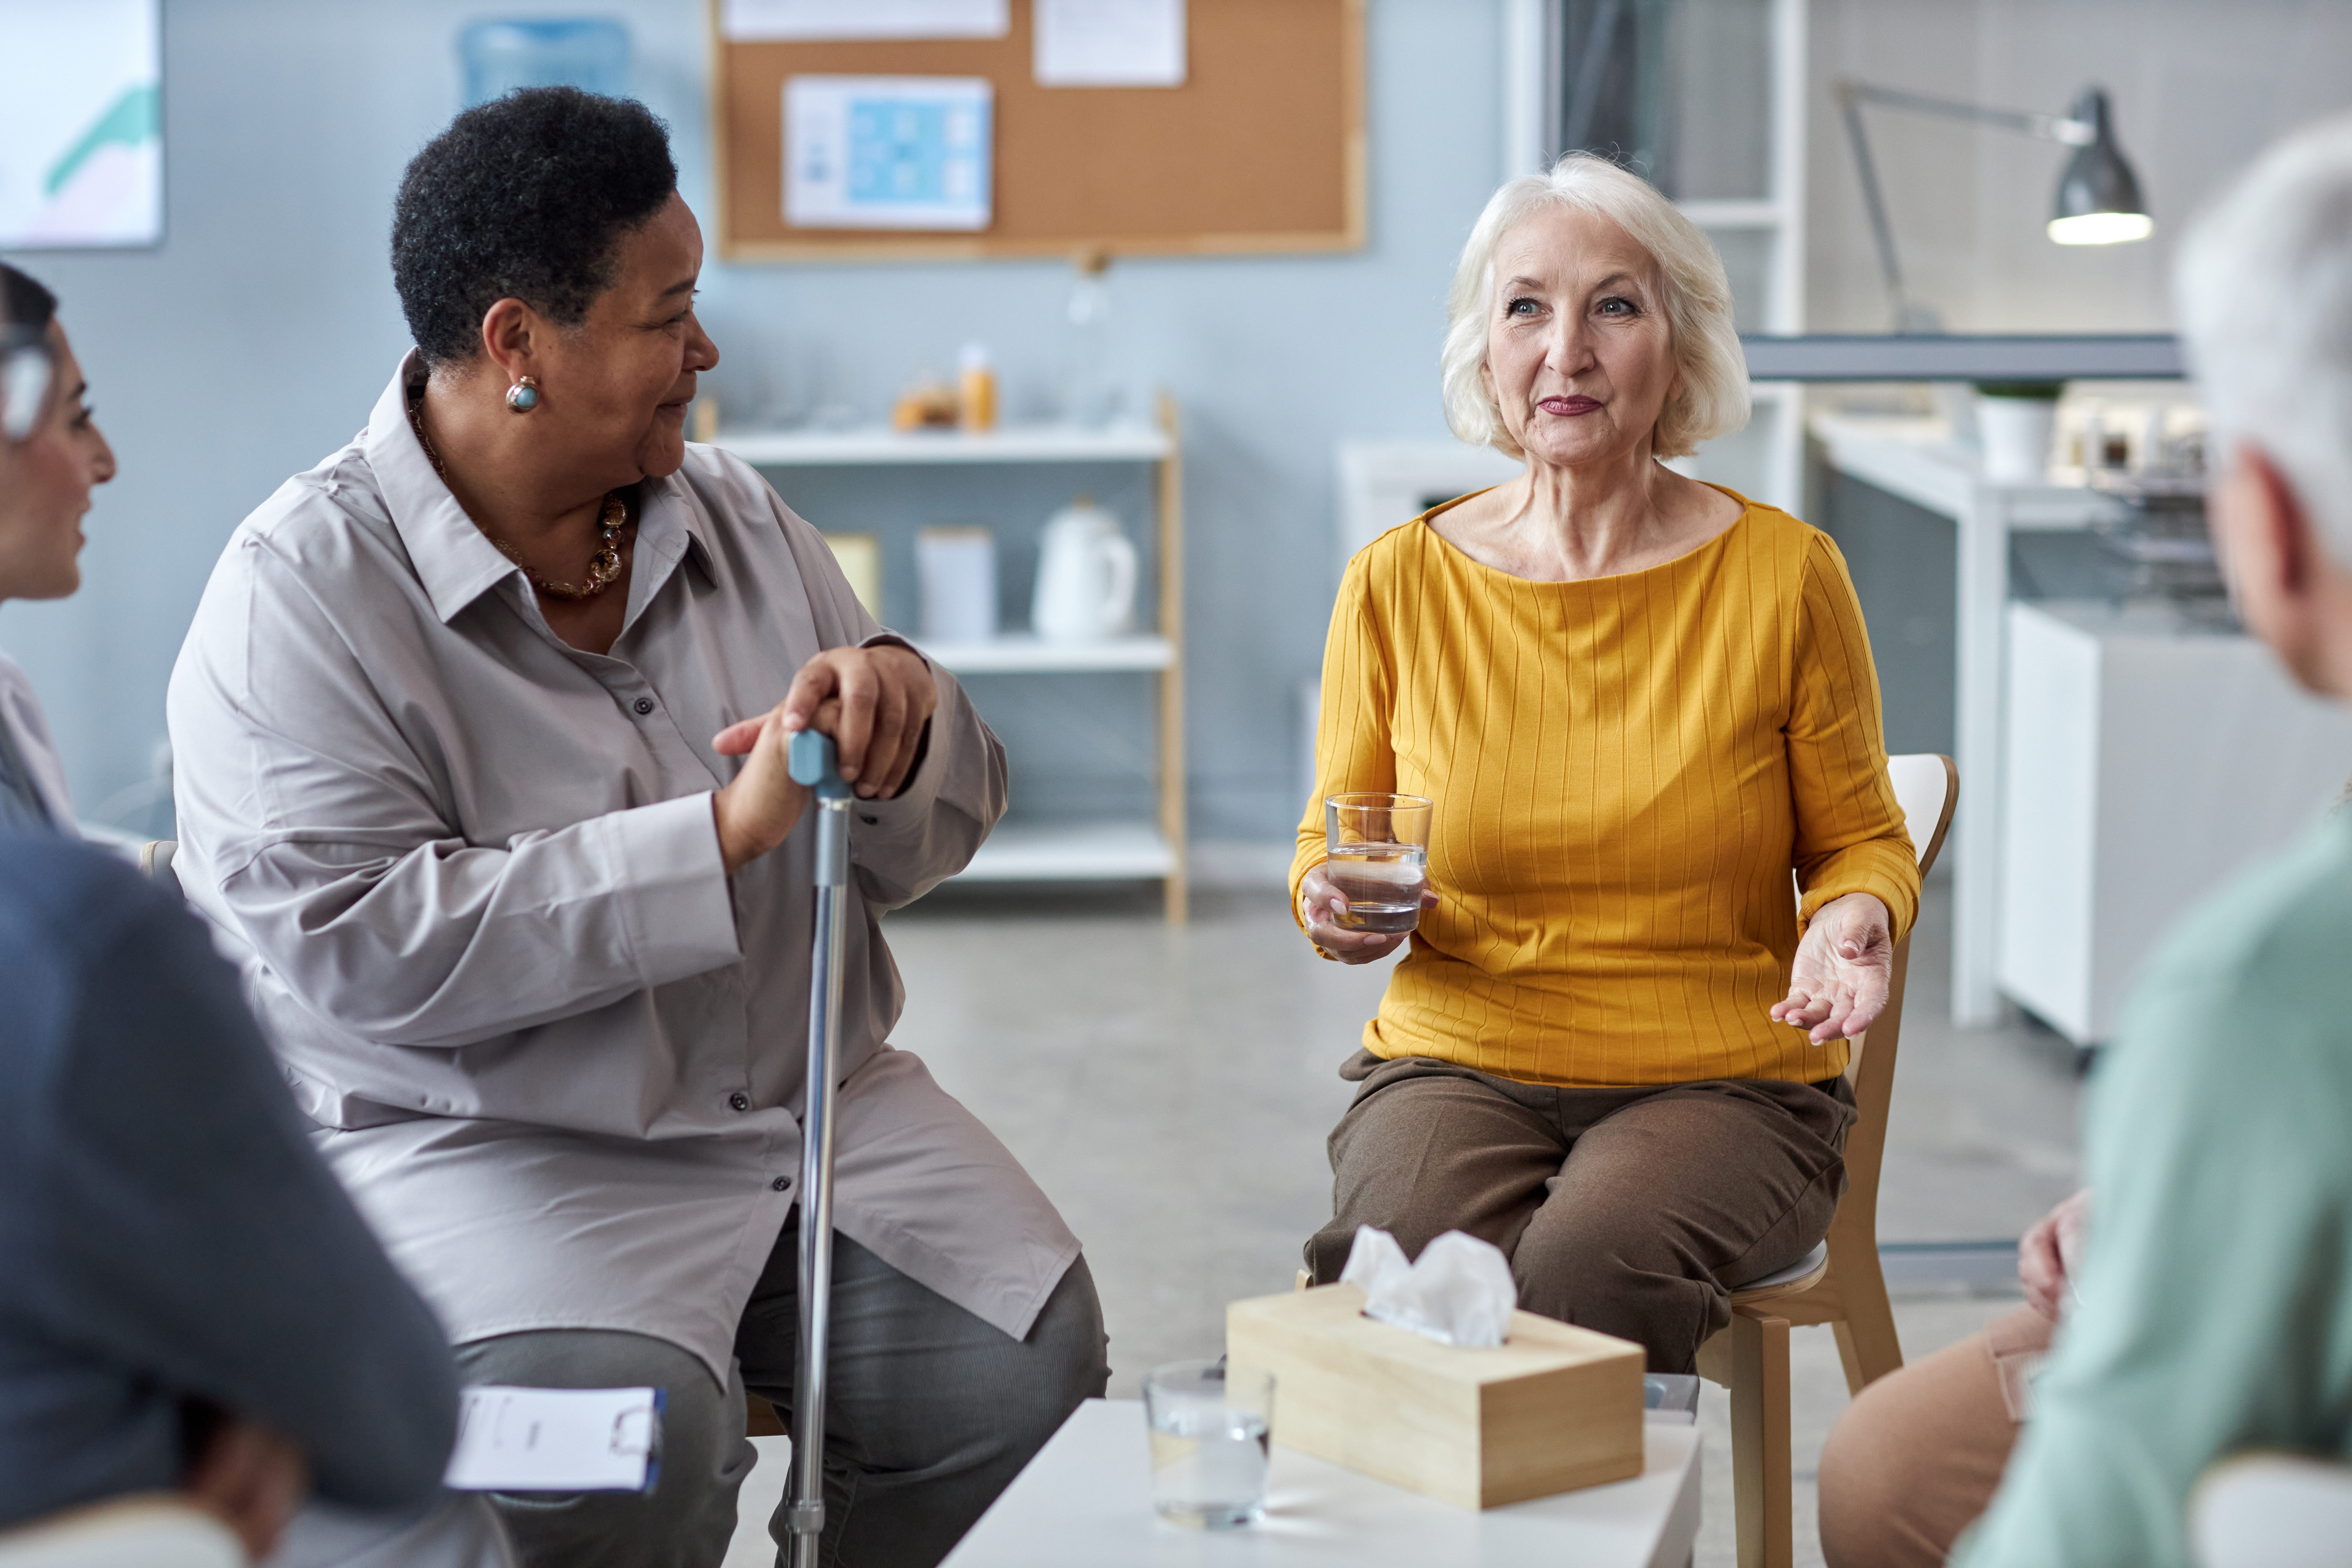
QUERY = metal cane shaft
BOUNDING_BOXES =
[784,730,855,1568]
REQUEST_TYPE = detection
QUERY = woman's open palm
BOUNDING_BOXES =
[1770,892,1894,1044]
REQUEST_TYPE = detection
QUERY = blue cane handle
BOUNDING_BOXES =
[788,729,855,799]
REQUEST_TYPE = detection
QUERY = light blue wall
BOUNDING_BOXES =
[2,0,1505,841]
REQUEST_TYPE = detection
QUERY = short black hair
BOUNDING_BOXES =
[1,263,57,334]
[391,87,678,367]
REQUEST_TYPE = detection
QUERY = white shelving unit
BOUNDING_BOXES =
[917,633,1174,674]
[1501,0,1810,513]
[715,408,1190,919]
[721,422,1171,468]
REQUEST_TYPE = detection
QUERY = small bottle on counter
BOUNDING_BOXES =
[959,341,997,433]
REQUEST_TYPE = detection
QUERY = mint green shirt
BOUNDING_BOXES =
[1955,810,2352,1567]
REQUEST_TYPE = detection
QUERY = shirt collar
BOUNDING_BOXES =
[362,353,527,624]
[361,352,718,625]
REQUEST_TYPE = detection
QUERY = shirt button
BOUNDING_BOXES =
[770,1176,790,1192]
[633,697,656,716]
[728,1091,751,1112]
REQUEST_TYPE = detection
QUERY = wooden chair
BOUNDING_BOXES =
[0,1495,244,1568]
[138,838,179,890]
[1692,752,1958,1568]
[2191,1452,2352,1568]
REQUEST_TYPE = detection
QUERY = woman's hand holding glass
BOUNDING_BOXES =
[1298,863,1441,964]
[708,643,937,874]
[1770,891,1895,1043]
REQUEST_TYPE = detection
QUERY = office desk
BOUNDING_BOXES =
[1809,414,2128,1026]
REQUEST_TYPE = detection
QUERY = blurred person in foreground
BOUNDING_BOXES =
[1820,114,2352,1568]
[0,266,505,1564]
[1291,155,1918,1371]
[165,90,1104,1568]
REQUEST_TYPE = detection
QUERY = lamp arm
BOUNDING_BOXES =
[1837,91,1908,327]
[1832,77,2106,329]
[1834,79,2095,147]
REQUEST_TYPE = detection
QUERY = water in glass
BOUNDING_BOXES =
[1325,841,1427,933]
[1147,1405,1271,1528]
[1143,1360,1274,1529]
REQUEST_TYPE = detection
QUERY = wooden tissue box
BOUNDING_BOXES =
[1225,1282,1644,1509]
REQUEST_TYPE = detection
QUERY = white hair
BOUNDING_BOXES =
[1441,154,1748,462]
[2176,113,2352,564]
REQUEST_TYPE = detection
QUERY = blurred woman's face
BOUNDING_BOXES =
[0,323,117,601]
[1481,205,1682,473]
[528,191,720,490]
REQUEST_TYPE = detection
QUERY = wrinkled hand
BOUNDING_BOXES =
[1770,892,1894,1043]
[2020,1188,2092,1323]
[1298,862,1440,965]
[710,644,936,873]
[183,1416,307,1562]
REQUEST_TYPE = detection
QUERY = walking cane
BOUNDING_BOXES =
[784,727,854,1568]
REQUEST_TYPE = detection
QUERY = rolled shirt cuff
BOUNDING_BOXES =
[602,791,742,987]
[848,633,946,832]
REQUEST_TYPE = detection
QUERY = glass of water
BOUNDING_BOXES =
[1323,793,1434,934]
[1142,1359,1275,1529]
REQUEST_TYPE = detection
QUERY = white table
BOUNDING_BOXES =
[1809,413,2129,1027]
[938,1399,1700,1568]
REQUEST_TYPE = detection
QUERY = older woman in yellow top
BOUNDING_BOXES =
[1293,154,1918,1373]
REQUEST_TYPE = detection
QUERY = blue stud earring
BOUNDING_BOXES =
[505,375,540,413]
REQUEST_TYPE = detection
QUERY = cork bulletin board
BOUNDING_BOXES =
[709,0,1366,262]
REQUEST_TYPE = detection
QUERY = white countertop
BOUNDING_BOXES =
[1808,411,2131,531]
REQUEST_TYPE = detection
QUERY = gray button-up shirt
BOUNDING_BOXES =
[166,357,1078,1382]
[0,652,74,835]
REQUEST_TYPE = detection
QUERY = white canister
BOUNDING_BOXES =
[1031,498,1138,643]
[917,527,999,645]
[1977,390,2062,485]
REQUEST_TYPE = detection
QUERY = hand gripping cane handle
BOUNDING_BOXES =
[784,728,853,1566]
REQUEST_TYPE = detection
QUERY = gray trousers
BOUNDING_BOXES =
[457,1220,1108,1568]
[267,1496,512,1568]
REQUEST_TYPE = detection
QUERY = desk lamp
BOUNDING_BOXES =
[1834,80,2152,330]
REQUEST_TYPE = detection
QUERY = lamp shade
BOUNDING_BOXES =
[2049,87,2152,244]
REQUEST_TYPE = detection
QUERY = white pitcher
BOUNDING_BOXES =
[1031,498,1137,643]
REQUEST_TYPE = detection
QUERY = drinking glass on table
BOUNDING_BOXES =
[1315,792,1434,939]
[1143,1360,1275,1529]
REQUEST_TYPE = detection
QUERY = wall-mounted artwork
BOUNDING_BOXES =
[0,0,163,249]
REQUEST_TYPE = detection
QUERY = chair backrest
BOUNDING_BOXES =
[1886,755,1958,883]
[0,1495,244,1568]
[2192,1453,2352,1568]
[138,839,180,895]
[1829,754,1957,1275]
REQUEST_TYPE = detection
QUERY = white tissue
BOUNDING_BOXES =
[1338,1225,1517,1348]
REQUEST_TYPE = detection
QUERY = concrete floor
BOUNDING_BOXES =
[880,870,2085,1567]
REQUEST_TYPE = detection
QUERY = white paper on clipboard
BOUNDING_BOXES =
[442,1386,664,1493]
[721,0,1008,42]
[1034,0,1186,87]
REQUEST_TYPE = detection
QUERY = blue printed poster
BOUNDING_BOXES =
[784,75,993,231]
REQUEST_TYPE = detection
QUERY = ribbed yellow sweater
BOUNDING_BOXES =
[1291,490,1919,1087]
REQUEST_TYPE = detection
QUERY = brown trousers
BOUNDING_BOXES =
[1817,1303,2054,1567]
[1304,1049,1856,1373]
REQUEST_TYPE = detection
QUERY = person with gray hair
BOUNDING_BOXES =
[1818,113,2352,1568]
[1289,154,1918,1371]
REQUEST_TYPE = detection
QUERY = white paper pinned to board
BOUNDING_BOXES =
[785,75,993,231]
[1034,0,1186,87]
[442,1386,664,1493]
[721,0,1008,41]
